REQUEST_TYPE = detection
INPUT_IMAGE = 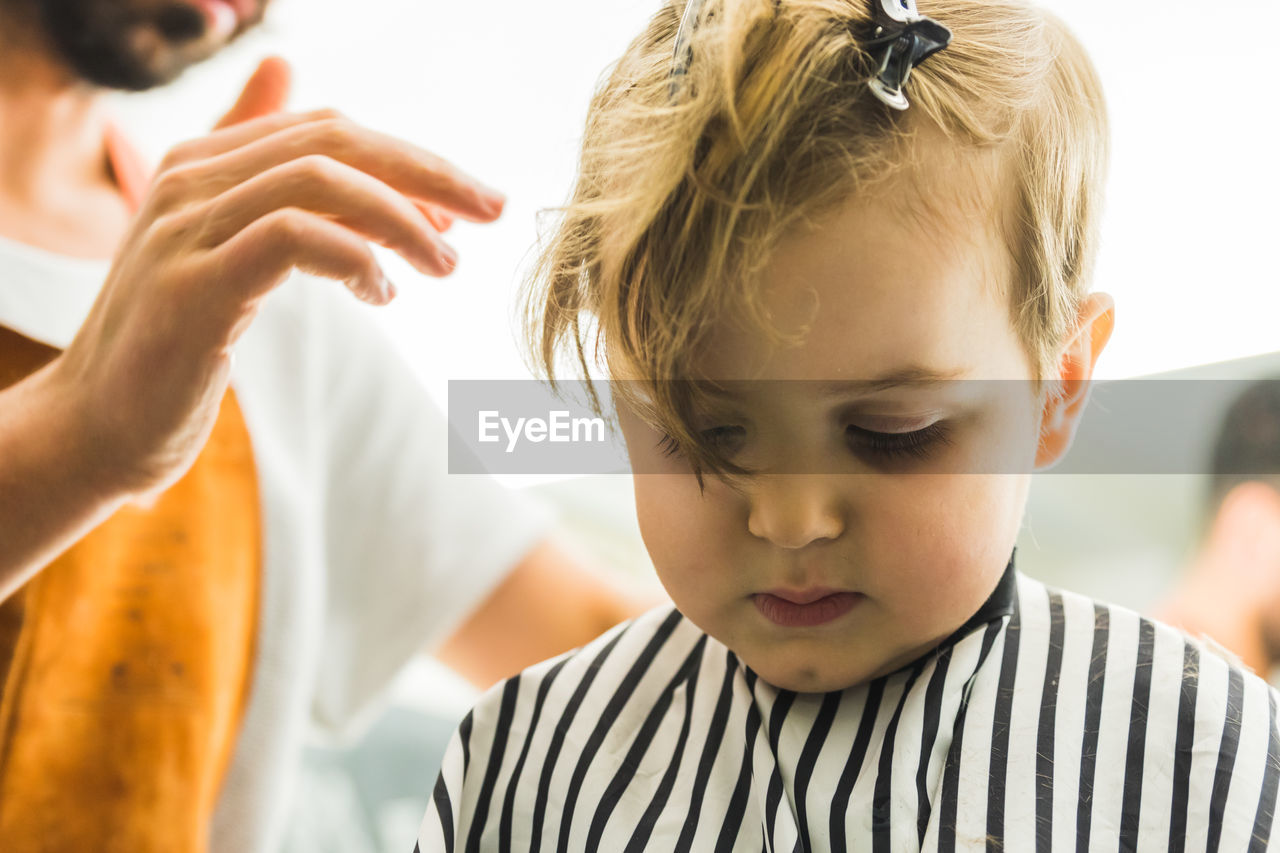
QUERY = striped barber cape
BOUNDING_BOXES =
[415,562,1280,851]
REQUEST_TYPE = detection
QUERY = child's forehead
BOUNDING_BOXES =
[692,134,1025,385]
[882,121,1017,238]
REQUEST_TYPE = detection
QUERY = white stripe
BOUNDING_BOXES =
[802,682,873,846]
[842,671,912,845]
[1135,619,1185,844]
[917,615,1004,848]
[1184,636,1231,851]
[653,641,735,846]
[1085,601,1140,853]
[1219,667,1274,849]
[1050,587,1099,851]
[466,676,531,847]
[1270,695,1280,850]
[1003,578,1050,851]
[883,656,937,845]
[696,655,759,849]
[949,622,1009,846]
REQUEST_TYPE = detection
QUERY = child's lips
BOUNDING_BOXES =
[753,590,863,627]
[763,586,848,605]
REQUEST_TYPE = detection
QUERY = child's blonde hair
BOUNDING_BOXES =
[522,0,1108,476]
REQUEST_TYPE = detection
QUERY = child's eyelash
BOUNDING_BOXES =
[656,422,953,461]
[846,421,952,461]
[656,426,741,458]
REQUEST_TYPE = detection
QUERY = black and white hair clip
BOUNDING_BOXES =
[668,0,950,110]
[865,0,951,110]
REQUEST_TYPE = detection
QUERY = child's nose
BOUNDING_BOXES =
[745,475,846,549]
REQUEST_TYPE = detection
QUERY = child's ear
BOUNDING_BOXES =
[1035,292,1116,469]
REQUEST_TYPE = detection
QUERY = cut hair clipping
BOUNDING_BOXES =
[865,0,951,110]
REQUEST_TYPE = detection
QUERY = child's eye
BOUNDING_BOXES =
[657,425,746,458]
[657,423,951,463]
[846,421,952,461]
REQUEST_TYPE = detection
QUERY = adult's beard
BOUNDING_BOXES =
[35,0,236,91]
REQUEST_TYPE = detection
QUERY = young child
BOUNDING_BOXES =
[416,0,1280,849]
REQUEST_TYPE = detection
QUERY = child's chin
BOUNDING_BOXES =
[748,656,876,694]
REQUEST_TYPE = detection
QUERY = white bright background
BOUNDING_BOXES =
[101,3,1279,850]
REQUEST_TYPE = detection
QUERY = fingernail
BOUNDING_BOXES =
[439,246,458,273]
[481,189,506,216]
[377,274,396,303]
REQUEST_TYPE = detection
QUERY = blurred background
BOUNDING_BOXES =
[104,0,1280,850]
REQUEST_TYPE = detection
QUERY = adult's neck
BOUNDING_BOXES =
[0,4,132,258]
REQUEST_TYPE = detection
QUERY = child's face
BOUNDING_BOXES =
[617,147,1054,693]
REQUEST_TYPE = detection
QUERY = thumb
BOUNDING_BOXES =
[215,56,291,130]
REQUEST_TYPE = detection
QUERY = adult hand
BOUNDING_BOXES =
[53,56,504,499]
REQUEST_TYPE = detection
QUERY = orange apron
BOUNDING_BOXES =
[0,125,260,852]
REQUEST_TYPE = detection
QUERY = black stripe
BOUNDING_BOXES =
[589,651,694,847]
[1034,592,1065,853]
[830,678,887,853]
[624,638,709,852]
[1075,604,1109,853]
[499,657,569,851]
[715,680,764,853]
[1249,688,1280,852]
[795,691,842,853]
[433,772,455,853]
[763,690,799,845]
[986,591,1023,850]
[873,664,926,853]
[1207,667,1246,853]
[459,711,474,777]
[1119,618,1156,850]
[676,652,740,852]
[914,644,954,846]
[1167,641,1198,853]
[579,635,705,852]
[936,619,1004,853]
[557,609,685,853]
[465,677,520,851]
[529,627,628,852]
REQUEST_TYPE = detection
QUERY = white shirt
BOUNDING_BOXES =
[0,235,555,853]
[417,554,1280,851]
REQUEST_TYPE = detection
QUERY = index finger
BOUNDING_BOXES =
[179,117,507,224]
[309,121,506,223]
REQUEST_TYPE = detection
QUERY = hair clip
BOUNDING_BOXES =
[669,0,710,98]
[669,0,948,109]
[865,0,951,110]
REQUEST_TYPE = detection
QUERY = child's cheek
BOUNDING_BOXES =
[631,473,746,625]
[866,473,1028,631]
